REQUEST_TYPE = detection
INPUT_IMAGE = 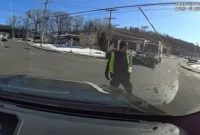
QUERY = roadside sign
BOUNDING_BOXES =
[79,32,97,45]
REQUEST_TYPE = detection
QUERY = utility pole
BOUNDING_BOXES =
[10,0,15,39]
[138,7,166,48]
[40,0,50,47]
[106,8,116,51]
[26,11,31,40]
[12,19,15,39]
[18,16,22,38]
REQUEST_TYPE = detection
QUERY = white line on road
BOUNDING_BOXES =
[167,70,171,73]
[193,73,200,78]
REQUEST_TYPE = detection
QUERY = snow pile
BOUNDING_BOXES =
[29,43,57,50]
[31,43,106,58]
[190,64,200,70]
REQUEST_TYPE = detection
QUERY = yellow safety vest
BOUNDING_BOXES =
[109,52,132,73]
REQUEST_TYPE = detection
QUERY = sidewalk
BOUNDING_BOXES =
[180,61,200,73]
[18,40,106,58]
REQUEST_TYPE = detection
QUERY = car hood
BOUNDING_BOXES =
[0,75,165,115]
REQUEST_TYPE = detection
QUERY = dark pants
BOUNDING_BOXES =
[110,73,133,94]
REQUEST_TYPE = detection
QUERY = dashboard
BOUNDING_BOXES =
[0,102,188,135]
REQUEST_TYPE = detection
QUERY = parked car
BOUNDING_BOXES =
[188,57,198,63]
[2,36,8,41]
[33,36,41,43]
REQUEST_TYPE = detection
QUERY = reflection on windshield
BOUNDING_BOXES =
[0,1,200,116]
[132,79,179,106]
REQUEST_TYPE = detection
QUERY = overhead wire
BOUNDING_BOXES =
[113,28,159,42]
[78,8,174,17]
[0,3,175,19]
[0,7,26,15]
[49,1,95,9]
[46,2,175,18]
[112,28,186,51]
[44,7,175,18]
[112,30,187,51]
[111,31,145,40]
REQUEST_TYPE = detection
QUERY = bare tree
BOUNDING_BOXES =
[43,10,55,33]
[21,16,29,37]
[27,9,43,33]
[7,15,18,28]
[73,16,84,33]
[83,18,108,33]
[53,11,72,35]
[83,19,96,32]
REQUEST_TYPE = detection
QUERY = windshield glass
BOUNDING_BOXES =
[144,43,158,53]
[0,0,199,116]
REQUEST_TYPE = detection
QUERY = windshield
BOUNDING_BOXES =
[0,0,199,116]
[144,43,158,53]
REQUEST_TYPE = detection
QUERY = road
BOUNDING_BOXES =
[1,39,200,116]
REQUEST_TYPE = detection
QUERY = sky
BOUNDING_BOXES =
[0,0,199,44]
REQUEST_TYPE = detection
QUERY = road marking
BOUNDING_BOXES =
[193,73,200,78]
[186,73,191,76]
[167,70,171,73]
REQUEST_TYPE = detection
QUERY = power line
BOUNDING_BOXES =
[113,28,159,42]
[113,7,174,14]
[72,8,174,17]
[49,1,95,9]
[49,2,175,18]
[112,30,187,52]
[0,7,25,15]
[111,31,145,40]
[0,6,174,19]
[138,7,166,48]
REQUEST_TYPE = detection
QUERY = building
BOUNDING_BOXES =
[51,33,79,45]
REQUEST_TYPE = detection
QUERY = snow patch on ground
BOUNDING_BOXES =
[190,64,200,70]
[30,43,106,58]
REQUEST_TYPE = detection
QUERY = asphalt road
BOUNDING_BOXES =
[0,39,200,116]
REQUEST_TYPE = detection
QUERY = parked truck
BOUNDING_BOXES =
[143,41,163,64]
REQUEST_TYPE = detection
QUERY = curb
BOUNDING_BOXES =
[180,62,200,74]
[19,41,63,53]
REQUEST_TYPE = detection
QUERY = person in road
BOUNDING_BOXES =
[105,41,133,94]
